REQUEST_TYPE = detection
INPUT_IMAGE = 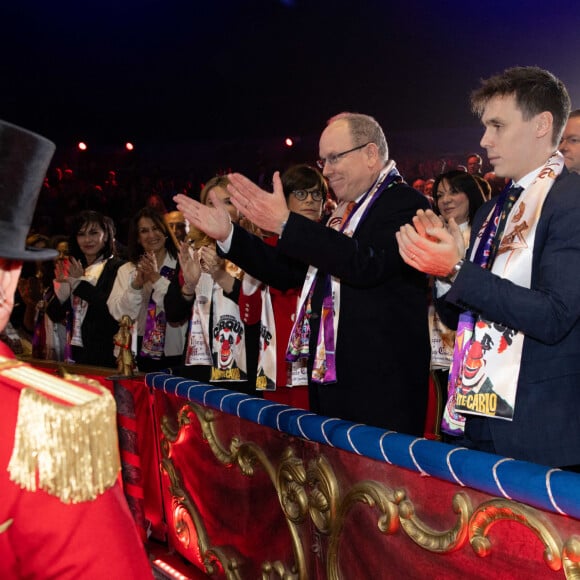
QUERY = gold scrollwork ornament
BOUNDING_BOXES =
[469,499,563,572]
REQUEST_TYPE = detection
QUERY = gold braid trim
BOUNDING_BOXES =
[0,356,101,405]
[8,386,121,504]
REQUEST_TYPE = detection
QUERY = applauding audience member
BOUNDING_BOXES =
[165,176,259,393]
[108,207,186,372]
[238,164,326,409]
[47,211,125,367]
[175,113,431,435]
[397,67,580,468]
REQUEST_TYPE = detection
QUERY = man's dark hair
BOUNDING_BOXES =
[470,66,571,147]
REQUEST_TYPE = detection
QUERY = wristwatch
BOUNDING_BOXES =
[446,259,465,283]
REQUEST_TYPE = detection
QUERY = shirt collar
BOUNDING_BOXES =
[514,165,545,190]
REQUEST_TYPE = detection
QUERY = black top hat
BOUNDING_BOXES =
[0,120,57,261]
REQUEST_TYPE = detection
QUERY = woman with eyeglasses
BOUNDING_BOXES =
[237,164,327,409]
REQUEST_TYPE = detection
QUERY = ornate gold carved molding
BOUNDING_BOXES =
[563,536,580,579]
[159,405,243,578]
[260,560,299,580]
[469,499,563,570]
[162,402,306,579]
[398,491,472,552]
[306,456,339,535]
[159,400,579,579]
[326,479,401,580]
[277,447,309,524]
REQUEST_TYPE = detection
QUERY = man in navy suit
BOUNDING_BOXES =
[175,113,431,436]
[397,67,580,468]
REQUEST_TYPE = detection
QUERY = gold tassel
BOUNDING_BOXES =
[8,386,121,504]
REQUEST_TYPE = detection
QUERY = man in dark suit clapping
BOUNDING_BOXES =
[397,67,580,468]
[175,112,431,436]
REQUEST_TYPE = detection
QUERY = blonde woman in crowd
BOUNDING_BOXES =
[165,175,259,394]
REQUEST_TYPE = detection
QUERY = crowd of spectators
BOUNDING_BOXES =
[4,146,503,364]
[29,149,501,246]
[0,140,515,438]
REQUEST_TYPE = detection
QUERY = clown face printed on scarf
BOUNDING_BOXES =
[213,315,243,370]
[460,340,487,392]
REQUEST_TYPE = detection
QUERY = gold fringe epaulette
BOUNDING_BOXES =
[3,357,121,504]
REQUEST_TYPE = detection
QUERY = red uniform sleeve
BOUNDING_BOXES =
[0,346,152,579]
[2,481,153,579]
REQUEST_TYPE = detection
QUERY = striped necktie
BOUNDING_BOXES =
[339,201,356,229]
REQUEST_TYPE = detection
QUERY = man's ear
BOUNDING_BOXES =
[536,111,553,139]
[366,142,380,167]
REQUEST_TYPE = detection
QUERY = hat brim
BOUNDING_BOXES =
[1,246,58,262]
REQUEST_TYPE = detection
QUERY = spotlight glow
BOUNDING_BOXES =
[78,142,88,151]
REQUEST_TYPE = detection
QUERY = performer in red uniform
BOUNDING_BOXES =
[0,120,153,579]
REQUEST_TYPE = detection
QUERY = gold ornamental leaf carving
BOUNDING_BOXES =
[277,448,309,523]
[163,403,306,577]
[563,535,580,579]
[307,455,339,535]
[397,491,472,552]
[469,499,563,571]
[160,458,210,552]
[161,458,241,576]
[204,547,243,579]
[261,559,299,580]
[327,480,399,580]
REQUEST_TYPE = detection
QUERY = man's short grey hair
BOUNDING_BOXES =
[327,112,388,163]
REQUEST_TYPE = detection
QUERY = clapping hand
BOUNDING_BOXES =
[227,172,290,235]
[135,252,160,287]
[54,256,83,283]
[177,241,201,287]
[174,193,232,242]
[395,209,464,277]
[198,244,225,277]
[54,257,69,283]
[67,257,84,280]
[198,244,236,293]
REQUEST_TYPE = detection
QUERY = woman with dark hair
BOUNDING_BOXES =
[281,164,329,223]
[432,170,486,244]
[47,210,125,367]
[107,206,186,372]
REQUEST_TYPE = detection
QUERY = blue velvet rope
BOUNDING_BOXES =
[147,373,580,519]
